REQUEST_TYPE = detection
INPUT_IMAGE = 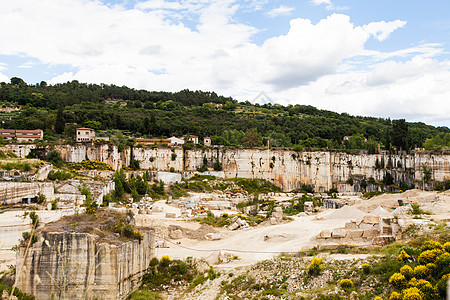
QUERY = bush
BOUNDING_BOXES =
[48,170,73,181]
[436,274,450,298]
[47,150,63,167]
[418,249,442,265]
[421,240,443,252]
[408,279,437,300]
[413,265,430,279]
[389,272,406,287]
[400,265,414,280]
[410,202,425,215]
[402,287,423,300]
[389,291,402,300]
[307,257,325,275]
[397,250,410,262]
[443,242,450,252]
[339,278,353,290]
[362,263,371,274]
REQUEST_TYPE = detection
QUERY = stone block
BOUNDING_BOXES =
[318,230,332,239]
[363,229,379,239]
[359,222,376,230]
[274,207,283,212]
[363,215,380,224]
[165,212,177,218]
[345,222,358,229]
[205,233,221,240]
[332,229,347,238]
[270,217,278,225]
[169,229,183,239]
[372,236,395,245]
[347,230,364,239]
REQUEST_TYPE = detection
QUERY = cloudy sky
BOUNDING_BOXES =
[1,0,450,126]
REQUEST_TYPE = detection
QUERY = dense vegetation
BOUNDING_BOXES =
[1,78,449,150]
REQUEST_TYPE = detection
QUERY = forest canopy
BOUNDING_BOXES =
[0,77,448,150]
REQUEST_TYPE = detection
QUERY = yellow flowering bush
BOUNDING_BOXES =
[389,272,406,287]
[339,278,354,290]
[402,287,423,300]
[421,240,443,252]
[400,265,414,280]
[307,257,325,275]
[418,249,442,265]
[413,265,430,279]
[397,250,410,262]
[362,263,372,274]
[408,279,437,300]
[443,242,450,252]
[389,291,402,300]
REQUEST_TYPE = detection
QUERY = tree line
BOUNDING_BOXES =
[0,77,448,151]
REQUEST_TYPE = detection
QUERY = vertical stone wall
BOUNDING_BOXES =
[15,230,154,300]
[0,182,54,204]
[10,143,450,192]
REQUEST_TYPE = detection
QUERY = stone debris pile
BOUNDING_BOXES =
[228,216,249,230]
[317,205,406,245]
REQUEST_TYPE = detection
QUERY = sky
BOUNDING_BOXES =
[1,0,450,127]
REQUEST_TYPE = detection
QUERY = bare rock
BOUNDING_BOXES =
[332,229,347,238]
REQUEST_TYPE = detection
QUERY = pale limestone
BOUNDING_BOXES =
[15,231,154,300]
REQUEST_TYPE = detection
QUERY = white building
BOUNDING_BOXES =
[76,128,95,142]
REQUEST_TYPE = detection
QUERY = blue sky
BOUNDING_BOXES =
[0,0,449,126]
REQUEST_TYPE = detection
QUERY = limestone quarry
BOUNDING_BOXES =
[1,144,450,299]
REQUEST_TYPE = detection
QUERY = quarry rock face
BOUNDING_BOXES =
[12,144,450,192]
[15,231,155,300]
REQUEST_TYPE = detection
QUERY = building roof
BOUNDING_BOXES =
[77,127,95,131]
[0,129,42,133]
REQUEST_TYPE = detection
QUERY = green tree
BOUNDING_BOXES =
[392,119,409,150]
[55,106,65,134]
[242,128,262,148]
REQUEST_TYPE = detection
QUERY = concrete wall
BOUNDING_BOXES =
[10,143,450,192]
[15,230,155,300]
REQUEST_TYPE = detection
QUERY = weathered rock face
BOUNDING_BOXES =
[11,144,450,192]
[15,231,154,300]
[0,182,54,205]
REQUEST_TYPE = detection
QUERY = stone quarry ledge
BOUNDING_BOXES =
[15,210,155,300]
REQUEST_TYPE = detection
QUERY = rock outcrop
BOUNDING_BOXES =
[15,231,155,300]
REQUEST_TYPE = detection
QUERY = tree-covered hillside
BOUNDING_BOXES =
[0,77,448,150]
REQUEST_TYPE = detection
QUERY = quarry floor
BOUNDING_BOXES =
[1,189,449,274]
[150,189,450,268]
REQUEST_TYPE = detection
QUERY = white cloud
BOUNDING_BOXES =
[266,5,294,17]
[364,20,407,41]
[311,0,348,11]
[1,1,449,126]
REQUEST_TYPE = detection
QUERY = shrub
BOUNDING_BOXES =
[421,240,443,252]
[443,242,450,252]
[389,291,402,300]
[374,297,383,300]
[413,265,430,279]
[418,249,442,265]
[37,193,46,204]
[436,252,450,274]
[402,287,423,300]
[307,257,325,275]
[160,255,171,268]
[408,279,437,300]
[389,272,406,287]
[362,263,372,274]
[410,202,425,215]
[400,265,414,280]
[397,250,410,262]
[436,274,450,298]
[339,278,353,290]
